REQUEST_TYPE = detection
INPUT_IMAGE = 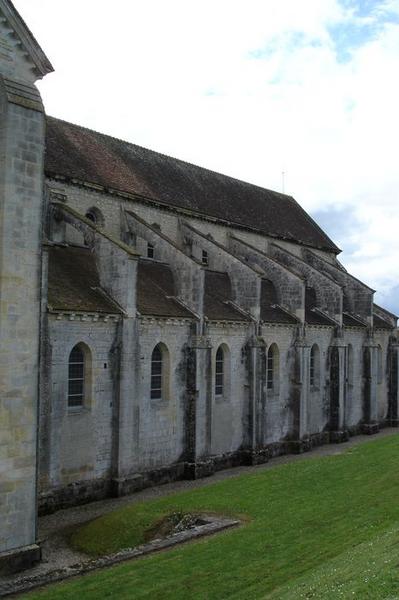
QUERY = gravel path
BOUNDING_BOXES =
[2,428,398,590]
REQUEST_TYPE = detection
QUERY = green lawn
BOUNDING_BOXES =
[25,434,399,599]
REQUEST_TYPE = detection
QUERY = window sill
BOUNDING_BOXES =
[215,395,228,403]
[67,405,91,415]
[150,398,169,408]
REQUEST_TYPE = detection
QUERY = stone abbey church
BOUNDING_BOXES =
[1,0,398,574]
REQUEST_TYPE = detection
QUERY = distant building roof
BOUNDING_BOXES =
[45,117,340,253]
[47,245,121,314]
[137,260,194,319]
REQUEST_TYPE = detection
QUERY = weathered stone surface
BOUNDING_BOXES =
[0,544,41,577]
[1,0,398,577]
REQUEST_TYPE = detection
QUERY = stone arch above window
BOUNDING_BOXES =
[68,342,92,408]
[85,206,105,227]
[150,343,170,401]
[310,344,320,388]
[267,343,280,393]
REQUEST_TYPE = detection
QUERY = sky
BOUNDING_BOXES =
[14,0,399,314]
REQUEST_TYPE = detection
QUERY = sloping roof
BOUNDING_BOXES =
[45,117,339,253]
[260,279,298,324]
[343,313,367,328]
[47,245,121,314]
[204,271,250,321]
[373,303,398,321]
[137,260,194,318]
[373,313,394,330]
[305,287,336,326]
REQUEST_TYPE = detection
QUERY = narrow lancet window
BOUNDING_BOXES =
[68,345,85,407]
[267,344,279,391]
[151,344,163,399]
[310,344,320,388]
[215,346,224,396]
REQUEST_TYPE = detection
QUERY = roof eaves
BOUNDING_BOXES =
[289,195,341,255]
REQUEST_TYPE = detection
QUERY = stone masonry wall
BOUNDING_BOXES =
[134,318,193,471]
[47,179,338,265]
[206,323,252,456]
[39,316,118,492]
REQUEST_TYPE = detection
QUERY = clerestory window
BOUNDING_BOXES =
[68,345,86,407]
[215,346,224,396]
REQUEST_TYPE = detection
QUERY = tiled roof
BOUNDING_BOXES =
[45,117,339,253]
[47,245,121,314]
[260,279,298,324]
[204,271,250,321]
[137,260,194,318]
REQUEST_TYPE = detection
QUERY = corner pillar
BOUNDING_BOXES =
[0,78,46,574]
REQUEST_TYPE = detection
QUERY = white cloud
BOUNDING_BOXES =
[12,0,399,310]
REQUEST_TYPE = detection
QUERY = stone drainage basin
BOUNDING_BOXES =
[0,513,240,598]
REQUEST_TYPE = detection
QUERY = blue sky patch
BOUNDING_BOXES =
[330,0,399,62]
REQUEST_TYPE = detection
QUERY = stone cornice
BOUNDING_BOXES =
[0,0,53,79]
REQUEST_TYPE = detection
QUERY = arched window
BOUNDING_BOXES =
[151,345,162,399]
[347,344,354,386]
[310,344,320,388]
[215,346,224,396]
[85,206,104,227]
[68,344,91,408]
[267,343,279,391]
[151,343,170,400]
